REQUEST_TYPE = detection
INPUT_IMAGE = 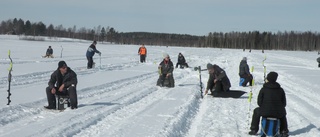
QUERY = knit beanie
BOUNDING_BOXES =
[207,63,214,69]
[267,71,278,82]
[58,61,67,69]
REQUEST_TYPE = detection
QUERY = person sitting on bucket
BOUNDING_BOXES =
[248,72,289,136]
[204,63,231,96]
[239,57,253,87]
[156,53,175,87]
[44,61,78,110]
[43,46,53,58]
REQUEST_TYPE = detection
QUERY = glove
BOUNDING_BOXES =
[98,52,101,56]
[204,89,208,95]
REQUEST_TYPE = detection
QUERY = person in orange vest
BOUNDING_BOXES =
[138,44,147,63]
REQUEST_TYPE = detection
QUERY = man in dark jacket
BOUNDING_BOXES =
[317,57,320,67]
[239,57,253,86]
[44,61,78,109]
[86,41,101,69]
[249,72,289,136]
[43,46,53,58]
[175,53,189,68]
[156,53,175,87]
[204,63,231,96]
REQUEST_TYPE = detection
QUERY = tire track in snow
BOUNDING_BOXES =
[62,69,191,137]
[100,71,201,137]
[0,61,141,90]
[281,77,320,128]
[0,71,156,131]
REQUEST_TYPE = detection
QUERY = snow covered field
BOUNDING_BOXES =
[0,35,320,137]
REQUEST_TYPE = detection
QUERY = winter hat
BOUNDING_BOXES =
[163,53,170,58]
[58,61,67,69]
[207,63,214,69]
[266,71,278,82]
[93,41,97,44]
[242,57,247,61]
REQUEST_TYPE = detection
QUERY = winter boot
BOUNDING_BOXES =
[248,130,257,135]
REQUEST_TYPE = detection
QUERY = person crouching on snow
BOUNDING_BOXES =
[44,61,78,109]
[156,53,175,87]
[204,63,231,96]
[43,46,53,58]
[175,53,189,68]
[317,57,320,67]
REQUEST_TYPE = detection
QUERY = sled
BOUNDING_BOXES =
[209,90,246,98]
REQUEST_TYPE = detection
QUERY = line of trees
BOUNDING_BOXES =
[205,31,320,51]
[1,18,320,51]
[0,18,114,42]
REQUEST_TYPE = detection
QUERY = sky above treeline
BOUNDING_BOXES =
[1,0,320,36]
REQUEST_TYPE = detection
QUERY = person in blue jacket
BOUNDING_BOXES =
[86,41,101,69]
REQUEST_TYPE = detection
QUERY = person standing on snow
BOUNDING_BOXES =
[86,41,101,69]
[248,72,289,136]
[156,53,175,87]
[138,44,147,63]
[204,63,231,96]
[239,57,253,86]
[44,61,78,109]
[175,53,189,68]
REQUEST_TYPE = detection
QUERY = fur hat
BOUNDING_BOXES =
[207,63,214,69]
[58,61,67,69]
[267,71,278,82]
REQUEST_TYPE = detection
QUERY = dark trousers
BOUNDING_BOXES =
[157,74,175,87]
[240,74,253,86]
[250,107,288,132]
[175,62,189,68]
[140,55,146,63]
[212,80,230,92]
[87,56,94,69]
[46,86,78,108]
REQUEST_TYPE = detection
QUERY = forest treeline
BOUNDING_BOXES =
[1,18,320,51]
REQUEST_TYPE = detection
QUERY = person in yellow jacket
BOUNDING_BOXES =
[138,44,147,63]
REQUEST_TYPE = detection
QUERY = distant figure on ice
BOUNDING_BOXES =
[138,44,147,63]
[156,53,175,87]
[248,72,289,136]
[44,61,78,110]
[204,63,231,96]
[239,57,253,87]
[175,53,189,68]
[43,46,53,58]
[86,41,101,69]
[317,57,320,67]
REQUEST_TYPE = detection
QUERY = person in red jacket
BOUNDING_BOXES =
[138,44,147,63]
